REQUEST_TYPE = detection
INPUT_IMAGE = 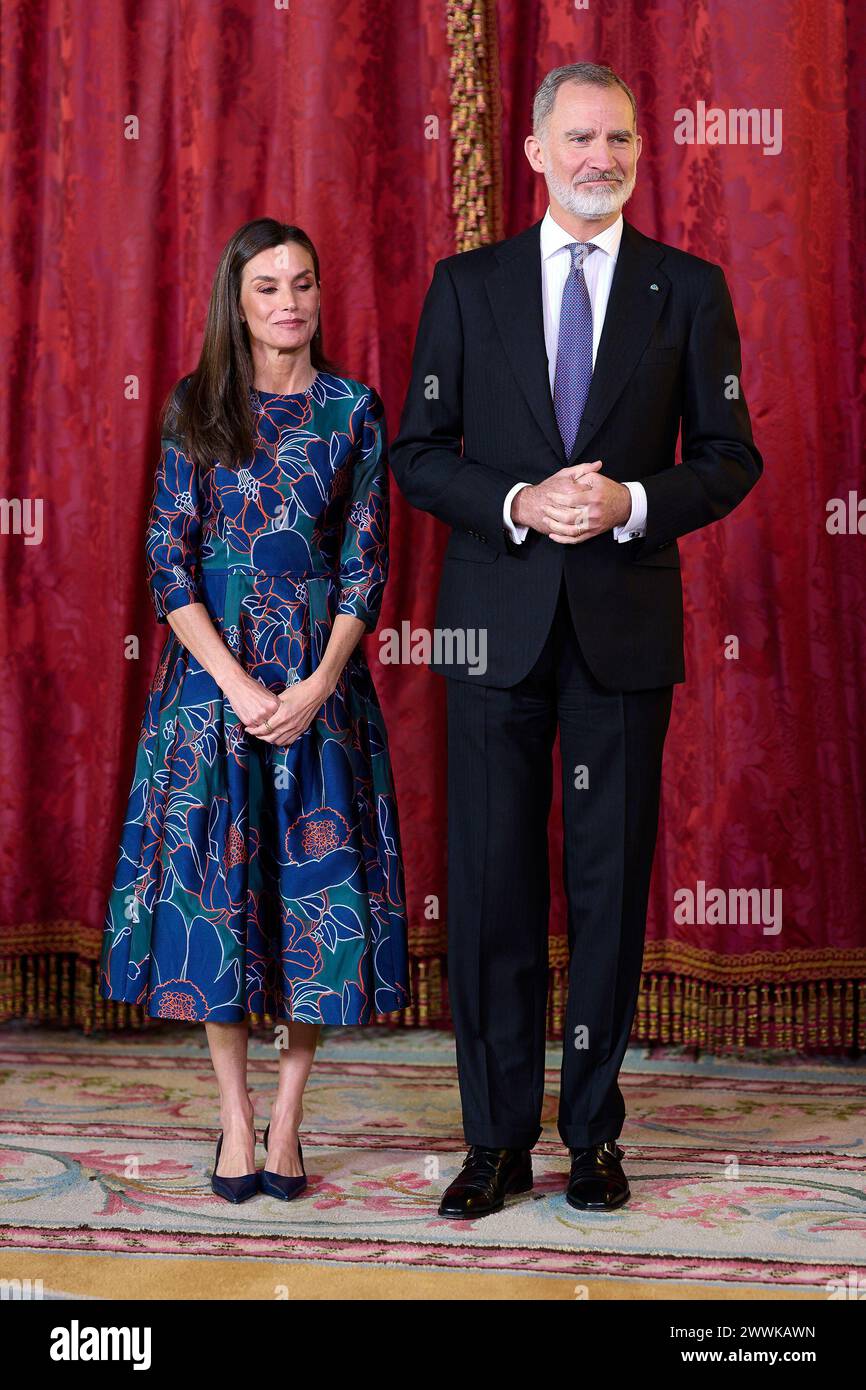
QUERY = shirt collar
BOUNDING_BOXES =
[540,205,624,263]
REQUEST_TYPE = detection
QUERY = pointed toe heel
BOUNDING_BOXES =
[211,1130,259,1204]
[258,1122,308,1200]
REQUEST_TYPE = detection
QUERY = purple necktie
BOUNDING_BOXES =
[553,241,598,458]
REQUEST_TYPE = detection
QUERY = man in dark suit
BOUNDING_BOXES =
[390,62,762,1217]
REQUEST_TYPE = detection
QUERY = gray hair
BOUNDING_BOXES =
[532,63,637,137]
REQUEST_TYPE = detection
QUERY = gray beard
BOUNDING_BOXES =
[547,167,636,221]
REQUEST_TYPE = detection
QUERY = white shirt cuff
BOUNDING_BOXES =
[612,480,647,542]
[503,481,531,543]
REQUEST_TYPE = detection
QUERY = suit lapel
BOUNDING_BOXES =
[485,217,669,468]
[485,221,565,463]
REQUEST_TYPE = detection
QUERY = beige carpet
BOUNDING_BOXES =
[1,1022,864,1299]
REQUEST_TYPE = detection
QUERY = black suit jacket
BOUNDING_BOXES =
[389,216,762,689]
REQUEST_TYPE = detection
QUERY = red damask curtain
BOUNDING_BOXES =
[1,1,863,1049]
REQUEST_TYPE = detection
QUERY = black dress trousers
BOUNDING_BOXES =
[445,571,674,1150]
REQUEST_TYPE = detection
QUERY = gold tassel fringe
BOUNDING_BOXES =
[2,950,863,1052]
[446,0,503,251]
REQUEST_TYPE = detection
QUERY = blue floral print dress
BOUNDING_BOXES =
[100,372,411,1025]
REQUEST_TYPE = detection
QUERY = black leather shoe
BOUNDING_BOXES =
[437,1145,533,1218]
[566,1140,630,1210]
[211,1130,258,1204]
[258,1121,307,1201]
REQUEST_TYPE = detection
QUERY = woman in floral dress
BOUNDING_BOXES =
[100,218,410,1198]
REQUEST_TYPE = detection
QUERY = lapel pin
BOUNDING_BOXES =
[649,282,659,291]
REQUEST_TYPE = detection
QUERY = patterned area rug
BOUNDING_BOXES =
[1,1023,864,1298]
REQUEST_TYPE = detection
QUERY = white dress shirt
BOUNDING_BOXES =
[503,206,647,544]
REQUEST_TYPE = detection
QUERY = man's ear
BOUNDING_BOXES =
[524,134,543,173]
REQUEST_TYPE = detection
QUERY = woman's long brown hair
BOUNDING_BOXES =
[159,218,339,472]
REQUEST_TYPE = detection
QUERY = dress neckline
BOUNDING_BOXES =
[251,371,321,401]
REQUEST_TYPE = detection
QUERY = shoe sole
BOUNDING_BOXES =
[565,1186,630,1212]
[437,1175,533,1219]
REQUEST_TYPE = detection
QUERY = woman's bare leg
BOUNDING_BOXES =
[265,1021,320,1176]
[205,1020,256,1177]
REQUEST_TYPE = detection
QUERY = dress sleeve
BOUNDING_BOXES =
[336,388,390,634]
[145,438,203,623]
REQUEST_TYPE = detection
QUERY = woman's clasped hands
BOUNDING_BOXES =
[227,669,333,747]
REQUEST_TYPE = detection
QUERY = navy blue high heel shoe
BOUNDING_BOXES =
[258,1122,307,1200]
[211,1130,258,1203]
